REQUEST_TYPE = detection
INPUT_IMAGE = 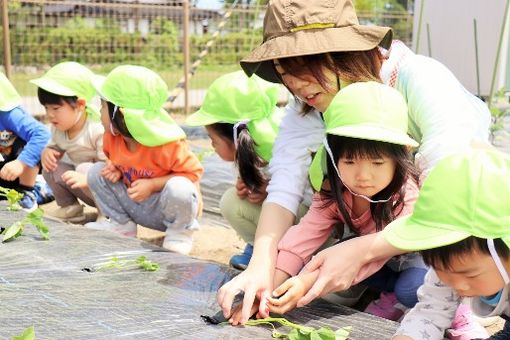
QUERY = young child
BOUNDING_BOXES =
[185,71,301,269]
[85,65,204,255]
[265,82,426,321]
[384,148,506,340]
[32,61,106,223]
[0,72,51,211]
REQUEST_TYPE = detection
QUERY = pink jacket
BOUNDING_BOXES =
[276,178,420,278]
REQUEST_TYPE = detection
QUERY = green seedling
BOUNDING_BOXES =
[2,208,49,242]
[243,317,351,340]
[196,148,215,162]
[12,325,35,340]
[96,255,160,272]
[0,186,23,211]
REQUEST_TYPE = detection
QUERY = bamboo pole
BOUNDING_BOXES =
[1,0,11,79]
[473,19,481,97]
[414,0,425,53]
[488,0,510,106]
[183,0,190,114]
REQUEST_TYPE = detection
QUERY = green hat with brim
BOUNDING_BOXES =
[0,72,22,112]
[30,62,102,119]
[95,65,185,146]
[308,81,418,191]
[384,148,510,251]
[186,71,282,161]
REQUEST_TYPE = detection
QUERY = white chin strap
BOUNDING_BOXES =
[322,138,392,204]
[109,105,120,136]
[487,239,510,285]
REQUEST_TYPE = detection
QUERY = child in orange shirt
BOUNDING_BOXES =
[86,65,203,255]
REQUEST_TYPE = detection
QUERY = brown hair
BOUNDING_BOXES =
[277,48,384,113]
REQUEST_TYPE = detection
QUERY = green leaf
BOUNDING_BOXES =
[25,208,49,240]
[3,221,24,242]
[135,255,160,271]
[334,326,352,340]
[12,325,35,340]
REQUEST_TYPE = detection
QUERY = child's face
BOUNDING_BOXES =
[206,126,235,162]
[44,99,85,132]
[434,249,508,298]
[100,99,112,132]
[337,155,396,198]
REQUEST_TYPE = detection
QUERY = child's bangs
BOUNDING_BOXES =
[329,135,400,161]
[37,87,77,106]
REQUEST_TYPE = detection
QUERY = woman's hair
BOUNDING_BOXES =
[276,48,384,114]
[106,101,132,138]
[421,237,510,271]
[37,87,78,107]
[209,122,267,192]
[321,135,419,236]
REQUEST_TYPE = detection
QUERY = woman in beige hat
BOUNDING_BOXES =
[217,0,492,331]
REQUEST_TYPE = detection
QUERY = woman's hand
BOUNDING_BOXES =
[297,232,404,307]
[217,264,273,325]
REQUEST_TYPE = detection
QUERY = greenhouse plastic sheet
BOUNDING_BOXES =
[0,208,398,339]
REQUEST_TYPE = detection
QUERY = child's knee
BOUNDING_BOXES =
[162,176,198,206]
[394,268,427,308]
[219,187,239,218]
[86,162,106,189]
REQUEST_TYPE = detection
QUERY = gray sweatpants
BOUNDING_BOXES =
[43,161,96,207]
[87,162,199,233]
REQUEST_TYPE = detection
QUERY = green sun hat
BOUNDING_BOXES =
[308,81,418,191]
[30,61,102,119]
[186,71,282,161]
[95,65,185,146]
[384,148,510,251]
[0,72,22,112]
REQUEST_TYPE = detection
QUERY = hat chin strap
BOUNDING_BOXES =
[488,239,510,285]
[323,138,392,204]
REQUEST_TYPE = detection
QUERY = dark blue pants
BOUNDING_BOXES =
[362,265,427,308]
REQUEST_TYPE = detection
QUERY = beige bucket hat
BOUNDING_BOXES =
[241,0,393,83]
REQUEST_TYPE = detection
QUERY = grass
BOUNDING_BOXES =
[10,64,242,97]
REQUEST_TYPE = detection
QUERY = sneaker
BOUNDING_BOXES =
[229,244,253,270]
[33,176,55,204]
[85,219,137,237]
[19,190,38,212]
[47,203,86,223]
[364,292,406,321]
[163,229,193,255]
[322,284,368,307]
[446,304,490,340]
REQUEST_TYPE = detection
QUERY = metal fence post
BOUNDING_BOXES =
[1,0,12,79]
[183,0,190,115]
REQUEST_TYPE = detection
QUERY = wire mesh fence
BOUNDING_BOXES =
[1,0,413,115]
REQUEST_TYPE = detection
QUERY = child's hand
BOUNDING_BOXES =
[247,181,269,204]
[61,170,87,189]
[127,178,155,202]
[235,177,249,199]
[268,271,318,314]
[101,161,122,183]
[41,148,61,172]
[0,159,25,181]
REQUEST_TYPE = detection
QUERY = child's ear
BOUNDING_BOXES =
[76,98,87,111]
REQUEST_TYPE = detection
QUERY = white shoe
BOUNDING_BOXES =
[162,229,193,255]
[321,284,368,307]
[86,219,137,237]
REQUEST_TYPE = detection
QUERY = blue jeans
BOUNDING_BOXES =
[362,265,427,308]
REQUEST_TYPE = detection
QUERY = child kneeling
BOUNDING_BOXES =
[86,65,203,255]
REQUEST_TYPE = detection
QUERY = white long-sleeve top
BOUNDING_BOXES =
[265,41,491,216]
